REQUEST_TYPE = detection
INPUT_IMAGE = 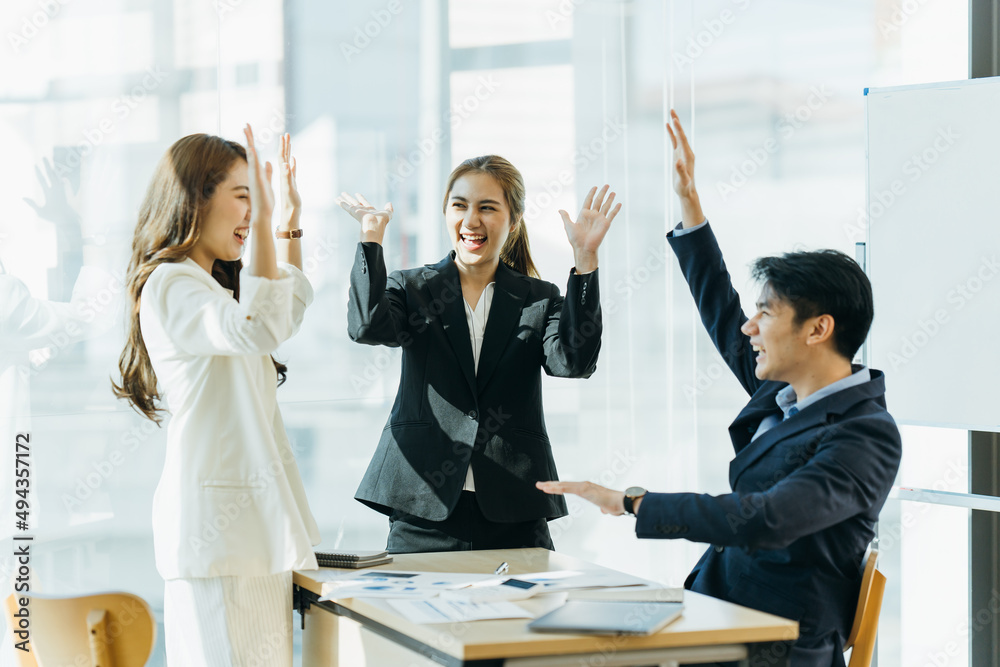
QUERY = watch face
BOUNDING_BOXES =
[625,486,646,497]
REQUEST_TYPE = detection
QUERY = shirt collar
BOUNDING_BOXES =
[775,366,871,419]
[464,282,496,316]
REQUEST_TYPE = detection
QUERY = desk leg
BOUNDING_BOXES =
[742,641,793,667]
[302,603,340,667]
[300,604,447,666]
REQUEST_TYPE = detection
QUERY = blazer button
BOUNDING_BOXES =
[715,545,725,553]
[468,410,478,420]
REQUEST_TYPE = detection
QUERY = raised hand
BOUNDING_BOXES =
[243,124,274,227]
[279,133,301,216]
[666,109,705,227]
[559,184,621,274]
[23,156,81,229]
[535,480,626,516]
[336,192,393,244]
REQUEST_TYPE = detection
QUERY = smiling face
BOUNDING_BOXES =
[740,284,812,384]
[187,160,251,272]
[445,172,515,274]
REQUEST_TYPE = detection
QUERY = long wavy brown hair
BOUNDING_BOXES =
[112,134,286,424]
[442,155,539,279]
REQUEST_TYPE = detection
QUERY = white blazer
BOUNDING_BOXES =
[139,258,319,579]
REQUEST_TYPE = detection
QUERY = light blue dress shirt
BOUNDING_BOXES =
[752,368,871,441]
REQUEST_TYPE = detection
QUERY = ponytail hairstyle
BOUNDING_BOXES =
[112,134,286,424]
[442,155,538,278]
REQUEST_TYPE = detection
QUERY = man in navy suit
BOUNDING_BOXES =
[538,110,902,667]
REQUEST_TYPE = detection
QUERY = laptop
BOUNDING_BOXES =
[528,600,684,636]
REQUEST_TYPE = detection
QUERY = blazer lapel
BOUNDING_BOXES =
[728,389,783,454]
[728,414,822,489]
[727,369,887,488]
[426,255,477,396]
[476,263,530,394]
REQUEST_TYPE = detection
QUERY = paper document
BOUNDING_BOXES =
[316,570,503,600]
[388,598,533,624]
[517,569,658,591]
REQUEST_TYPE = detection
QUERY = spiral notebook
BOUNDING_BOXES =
[314,549,393,569]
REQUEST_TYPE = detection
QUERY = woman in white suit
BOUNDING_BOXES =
[113,127,318,666]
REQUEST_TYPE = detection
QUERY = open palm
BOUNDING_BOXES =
[336,192,393,236]
[666,108,697,199]
[279,133,301,212]
[560,184,621,255]
[243,124,274,225]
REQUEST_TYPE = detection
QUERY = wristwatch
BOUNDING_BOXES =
[623,486,647,516]
[275,228,304,239]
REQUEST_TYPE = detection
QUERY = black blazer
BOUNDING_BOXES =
[348,242,602,523]
[637,223,902,667]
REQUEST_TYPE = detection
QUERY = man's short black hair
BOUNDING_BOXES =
[751,249,873,361]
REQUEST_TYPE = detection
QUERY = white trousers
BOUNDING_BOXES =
[163,571,293,667]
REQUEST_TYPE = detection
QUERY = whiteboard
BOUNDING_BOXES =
[866,76,1000,432]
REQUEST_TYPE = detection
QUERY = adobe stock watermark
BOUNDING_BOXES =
[878,0,933,38]
[844,125,959,241]
[58,598,147,662]
[886,254,999,371]
[877,458,966,555]
[299,234,338,278]
[189,440,309,554]
[385,75,502,188]
[8,0,72,53]
[604,242,669,317]
[350,276,462,394]
[672,0,754,69]
[48,67,169,179]
[683,337,746,403]
[544,0,583,30]
[522,116,626,221]
[247,106,291,147]
[339,0,404,63]
[545,448,638,545]
[921,588,1000,667]
[716,84,833,202]
[23,269,125,381]
[60,418,159,511]
[350,346,399,394]
[244,631,289,667]
[422,405,513,490]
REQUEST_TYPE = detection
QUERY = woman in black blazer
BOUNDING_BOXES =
[338,155,620,553]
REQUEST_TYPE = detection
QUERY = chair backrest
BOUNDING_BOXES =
[844,549,887,667]
[4,591,155,667]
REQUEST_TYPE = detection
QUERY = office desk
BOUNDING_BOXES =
[294,548,798,667]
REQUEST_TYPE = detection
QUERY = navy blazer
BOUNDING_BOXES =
[348,242,602,523]
[638,224,902,666]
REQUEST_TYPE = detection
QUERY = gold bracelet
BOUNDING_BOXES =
[275,228,303,239]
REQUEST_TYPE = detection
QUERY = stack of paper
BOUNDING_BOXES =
[307,568,674,624]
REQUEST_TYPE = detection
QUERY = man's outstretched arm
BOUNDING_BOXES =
[664,109,761,396]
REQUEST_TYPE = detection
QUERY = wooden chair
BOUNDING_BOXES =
[844,549,886,667]
[4,591,155,667]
